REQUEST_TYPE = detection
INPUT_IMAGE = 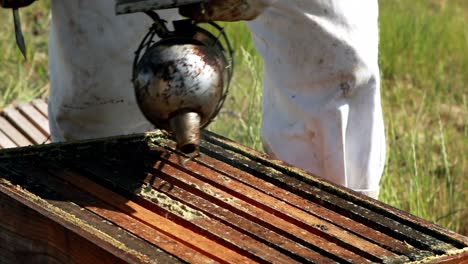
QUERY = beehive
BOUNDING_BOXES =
[0,100,467,263]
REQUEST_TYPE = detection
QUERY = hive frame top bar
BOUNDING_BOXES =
[115,0,207,14]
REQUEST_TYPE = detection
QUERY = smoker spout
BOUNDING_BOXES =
[169,112,201,154]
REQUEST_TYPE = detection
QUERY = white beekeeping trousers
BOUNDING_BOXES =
[248,0,385,198]
[48,0,384,198]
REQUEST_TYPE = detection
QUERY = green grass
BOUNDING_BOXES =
[0,1,50,107]
[378,0,467,235]
[0,1,466,235]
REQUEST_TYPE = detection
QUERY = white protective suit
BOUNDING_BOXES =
[48,0,385,199]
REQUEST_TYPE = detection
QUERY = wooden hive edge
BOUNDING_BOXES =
[0,177,156,264]
[407,248,468,264]
[1,128,467,263]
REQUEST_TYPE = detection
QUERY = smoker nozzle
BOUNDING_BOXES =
[169,112,201,154]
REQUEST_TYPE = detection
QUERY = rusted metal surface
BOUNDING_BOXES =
[169,112,201,153]
[132,16,233,154]
[0,100,467,263]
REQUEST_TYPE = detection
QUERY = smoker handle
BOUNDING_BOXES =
[115,0,207,15]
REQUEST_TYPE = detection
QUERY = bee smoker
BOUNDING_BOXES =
[115,1,234,154]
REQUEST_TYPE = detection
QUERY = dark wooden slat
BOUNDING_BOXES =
[18,102,51,136]
[69,159,337,263]
[45,154,370,263]
[0,116,32,147]
[132,185,302,264]
[203,130,468,248]
[161,154,396,262]
[52,169,256,264]
[31,99,48,118]
[199,135,456,255]
[10,166,193,264]
[85,204,218,264]
[152,156,372,263]
[48,201,181,264]
[3,106,49,145]
[0,184,152,264]
[65,157,362,263]
[0,130,17,149]
[143,174,336,263]
[30,163,249,264]
[190,148,422,259]
[148,143,404,262]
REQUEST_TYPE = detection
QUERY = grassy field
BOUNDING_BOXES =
[0,1,466,235]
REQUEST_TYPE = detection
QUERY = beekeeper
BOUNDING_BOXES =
[2,0,385,199]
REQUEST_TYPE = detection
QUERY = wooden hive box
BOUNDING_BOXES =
[0,100,467,263]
